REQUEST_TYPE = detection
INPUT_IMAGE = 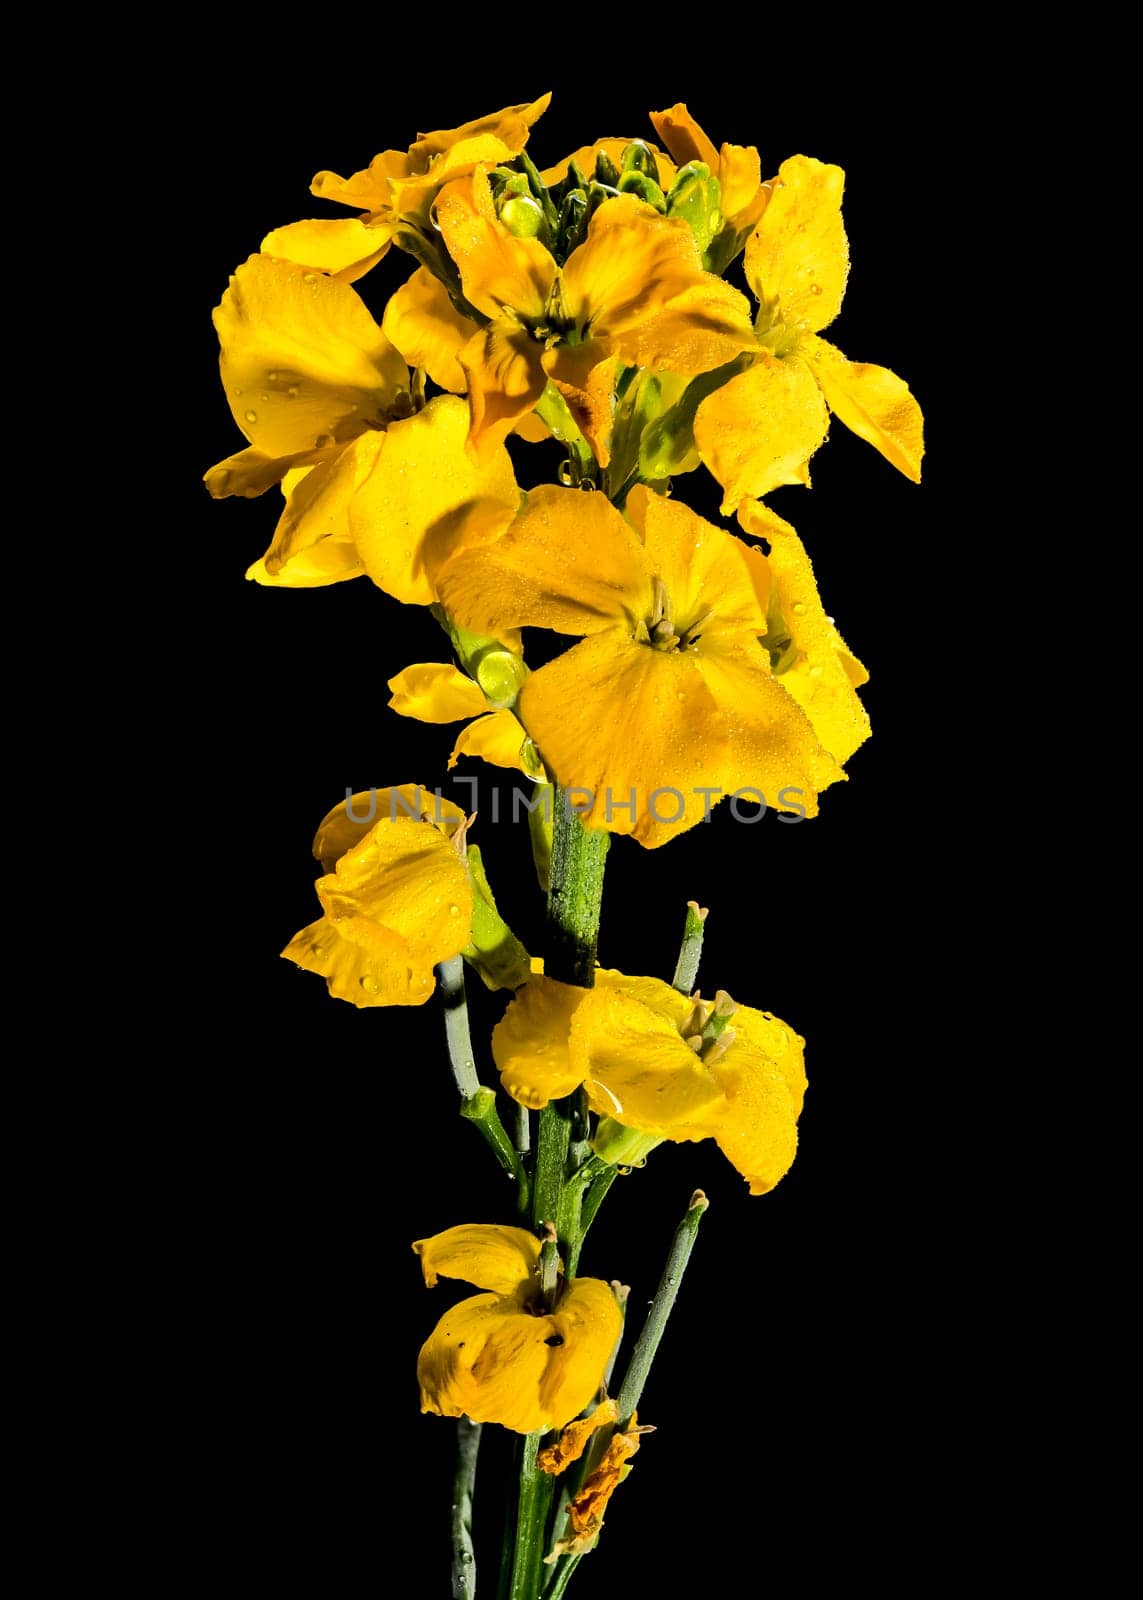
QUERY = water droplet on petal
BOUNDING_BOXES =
[809,283,823,296]
[359,975,381,994]
[244,408,257,423]
[792,602,806,615]
[448,904,461,917]
[314,433,332,449]
[288,385,300,398]
[302,272,318,283]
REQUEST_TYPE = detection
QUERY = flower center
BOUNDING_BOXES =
[679,989,739,1065]
[634,577,713,652]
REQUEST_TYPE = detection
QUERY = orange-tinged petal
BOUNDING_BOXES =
[572,985,726,1129]
[212,254,408,462]
[539,1398,619,1474]
[260,218,391,282]
[349,395,520,604]
[717,143,766,228]
[450,709,537,776]
[458,322,548,461]
[542,343,620,466]
[619,278,756,375]
[693,354,830,513]
[437,485,651,638]
[626,488,769,633]
[559,1416,644,1549]
[435,170,555,321]
[540,138,677,190]
[493,974,589,1109]
[692,628,841,816]
[648,104,719,172]
[738,502,871,765]
[249,433,380,588]
[413,1224,540,1294]
[387,662,488,723]
[560,196,701,337]
[804,335,924,481]
[312,785,464,872]
[382,266,473,393]
[518,633,725,847]
[745,155,849,333]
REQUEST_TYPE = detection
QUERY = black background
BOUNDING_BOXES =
[167,47,973,1595]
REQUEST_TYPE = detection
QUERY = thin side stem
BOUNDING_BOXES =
[452,1418,482,1599]
[438,956,527,1195]
[615,1190,710,1426]
[671,901,709,994]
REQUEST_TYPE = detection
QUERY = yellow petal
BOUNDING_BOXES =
[212,254,409,462]
[382,266,473,392]
[539,1399,619,1475]
[312,785,465,872]
[693,354,830,513]
[205,444,324,500]
[560,196,702,337]
[492,974,589,1109]
[459,321,549,461]
[706,1025,806,1194]
[450,709,538,777]
[408,93,551,164]
[518,633,726,847]
[248,433,381,588]
[541,138,677,190]
[745,154,849,333]
[738,501,871,765]
[311,147,408,212]
[619,278,757,376]
[388,662,488,723]
[538,1279,623,1426]
[805,335,924,481]
[542,343,620,466]
[648,104,719,172]
[626,487,770,633]
[437,484,651,638]
[435,170,555,321]
[413,1223,540,1294]
[571,984,726,1129]
[260,218,391,282]
[717,143,766,229]
[349,394,520,604]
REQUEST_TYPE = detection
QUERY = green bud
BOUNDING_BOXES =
[620,140,661,185]
[462,844,532,991]
[594,150,620,187]
[475,647,529,707]
[666,161,723,256]
[556,189,588,258]
[500,193,549,241]
[617,170,666,212]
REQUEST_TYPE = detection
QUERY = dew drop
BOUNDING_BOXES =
[809,283,823,295]
[302,272,318,283]
[359,975,381,994]
[244,408,257,423]
[792,601,807,615]
[268,370,279,381]
[676,689,686,701]
[288,385,299,398]
[448,904,461,917]
[314,433,332,449]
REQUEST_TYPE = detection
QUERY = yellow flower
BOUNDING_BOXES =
[436,483,867,844]
[259,94,552,285]
[693,154,925,513]
[649,102,769,264]
[281,786,471,1006]
[414,1224,622,1434]
[415,169,755,462]
[492,970,807,1196]
[387,657,546,779]
[204,254,521,595]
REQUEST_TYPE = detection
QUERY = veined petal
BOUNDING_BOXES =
[311,147,408,212]
[561,197,702,337]
[312,785,465,872]
[205,444,325,500]
[805,336,924,481]
[349,395,520,604]
[250,432,381,588]
[626,487,770,633]
[493,974,589,1109]
[745,155,849,332]
[707,1029,806,1194]
[648,104,719,172]
[213,254,409,460]
[542,343,620,466]
[541,137,677,190]
[459,322,548,462]
[388,662,488,723]
[693,354,830,513]
[518,633,726,847]
[738,502,871,765]
[435,170,555,321]
[619,278,756,375]
[539,1398,619,1474]
[382,267,473,392]
[260,218,392,282]
[692,629,842,816]
[571,985,726,1129]
[437,485,652,638]
[450,709,537,776]
[413,1223,539,1294]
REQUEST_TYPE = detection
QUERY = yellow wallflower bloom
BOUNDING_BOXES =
[388,658,545,778]
[259,94,551,285]
[649,102,769,255]
[414,170,755,462]
[204,254,520,593]
[414,1224,622,1434]
[693,154,925,513]
[282,786,471,1007]
[493,970,807,1196]
[436,484,866,844]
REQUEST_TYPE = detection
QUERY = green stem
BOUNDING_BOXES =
[561,1156,615,1276]
[615,1190,710,1426]
[452,1418,482,1599]
[439,956,528,1196]
[508,1433,556,1600]
[545,797,609,988]
[671,900,709,994]
[531,1102,571,1232]
[544,1555,583,1600]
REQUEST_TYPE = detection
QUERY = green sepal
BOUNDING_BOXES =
[638,353,754,480]
[462,844,532,991]
[620,140,661,185]
[594,150,620,187]
[617,171,666,212]
[666,160,723,256]
[591,1117,663,1168]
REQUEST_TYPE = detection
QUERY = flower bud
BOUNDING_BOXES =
[666,160,723,256]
